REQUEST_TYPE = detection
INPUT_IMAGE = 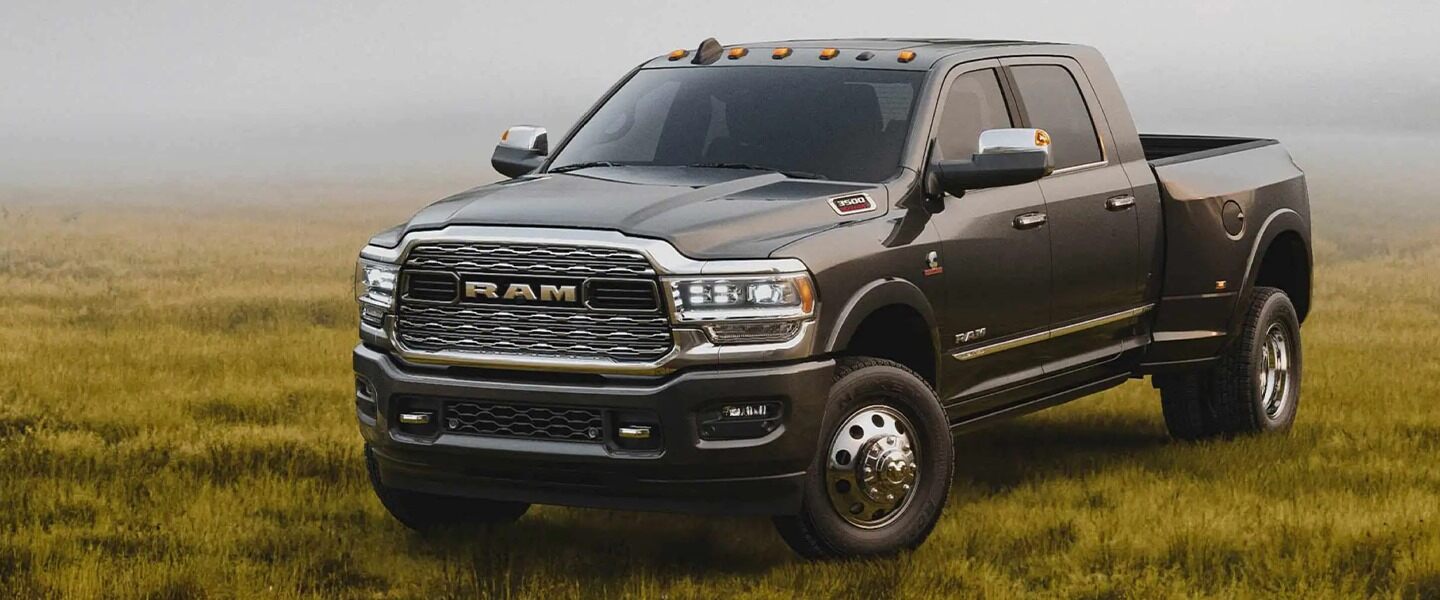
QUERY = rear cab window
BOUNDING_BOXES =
[1009,65,1104,169]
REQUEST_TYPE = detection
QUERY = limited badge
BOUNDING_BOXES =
[829,194,876,216]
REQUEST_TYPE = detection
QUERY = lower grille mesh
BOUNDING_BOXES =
[444,401,604,442]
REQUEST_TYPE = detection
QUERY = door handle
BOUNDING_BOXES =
[1106,195,1137,211]
[1013,212,1047,230]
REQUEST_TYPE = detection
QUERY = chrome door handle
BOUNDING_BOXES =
[1013,212,1047,230]
[1106,195,1137,211]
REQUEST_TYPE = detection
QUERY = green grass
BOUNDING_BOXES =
[1,182,1438,599]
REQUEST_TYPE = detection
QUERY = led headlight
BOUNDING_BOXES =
[355,259,398,326]
[663,273,815,343]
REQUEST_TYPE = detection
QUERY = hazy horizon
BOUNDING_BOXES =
[3,1,1436,186]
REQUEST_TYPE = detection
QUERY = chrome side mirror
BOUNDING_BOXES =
[929,128,1054,201]
[491,125,548,178]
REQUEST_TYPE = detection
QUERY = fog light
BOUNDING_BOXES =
[611,411,662,451]
[699,401,783,440]
[399,412,432,425]
[617,425,652,440]
[394,397,441,437]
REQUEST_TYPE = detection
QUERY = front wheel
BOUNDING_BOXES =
[773,357,953,559]
[1159,287,1302,440]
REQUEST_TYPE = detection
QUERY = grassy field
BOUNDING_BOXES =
[1,177,1438,599]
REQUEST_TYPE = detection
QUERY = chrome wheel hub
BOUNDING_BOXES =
[1259,323,1293,419]
[825,405,920,529]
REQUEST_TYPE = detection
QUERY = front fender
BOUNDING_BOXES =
[824,278,939,354]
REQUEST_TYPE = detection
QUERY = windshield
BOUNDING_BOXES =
[549,67,924,183]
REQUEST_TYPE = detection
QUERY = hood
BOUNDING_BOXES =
[384,166,888,259]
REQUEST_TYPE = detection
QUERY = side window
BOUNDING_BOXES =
[935,69,1012,160]
[1010,65,1103,169]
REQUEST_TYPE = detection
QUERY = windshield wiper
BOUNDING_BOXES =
[549,161,634,173]
[683,162,828,180]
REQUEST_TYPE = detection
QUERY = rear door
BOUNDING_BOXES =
[1003,57,1146,372]
[928,61,1053,408]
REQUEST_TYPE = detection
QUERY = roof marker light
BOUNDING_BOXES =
[772,47,792,59]
[855,51,874,61]
[727,47,749,59]
[668,49,689,61]
[897,50,917,63]
[819,48,839,60]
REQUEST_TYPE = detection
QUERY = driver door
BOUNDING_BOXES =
[929,62,1054,412]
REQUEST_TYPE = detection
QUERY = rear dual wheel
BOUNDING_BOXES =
[774,357,953,559]
[1160,287,1302,440]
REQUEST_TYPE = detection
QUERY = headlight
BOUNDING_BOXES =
[355,259,398,326]
[663,273,815,343]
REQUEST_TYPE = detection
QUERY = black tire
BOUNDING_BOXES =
[365,445,530,531]
[773,357,953,559]
[1157,372,1216,441]
[1158,287,1302,439]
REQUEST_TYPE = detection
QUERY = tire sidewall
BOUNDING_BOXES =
[800,362,952,556]
[1249,291,1302,432]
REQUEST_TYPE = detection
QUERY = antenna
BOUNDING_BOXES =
[692,38,722,65]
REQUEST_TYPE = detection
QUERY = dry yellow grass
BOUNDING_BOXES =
[1,181,1438,598]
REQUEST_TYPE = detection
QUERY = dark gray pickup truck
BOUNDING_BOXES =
[353,38,1311,558]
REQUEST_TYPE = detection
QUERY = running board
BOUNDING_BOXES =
[948,373,1131,434]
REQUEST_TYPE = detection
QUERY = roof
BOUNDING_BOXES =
[642,38,1066,71]
[738,38,1052,51]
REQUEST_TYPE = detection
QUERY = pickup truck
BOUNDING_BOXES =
[353,38,1311,559]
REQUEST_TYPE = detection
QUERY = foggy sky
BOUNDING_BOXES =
[2,0,1436,185]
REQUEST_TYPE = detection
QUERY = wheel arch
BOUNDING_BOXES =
[1237,209,1312,329]
[824,278,940,386]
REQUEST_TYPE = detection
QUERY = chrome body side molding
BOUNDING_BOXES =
[952,304,1154,361]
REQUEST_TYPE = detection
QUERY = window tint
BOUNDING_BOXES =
[1011,65,1103,169]
[552,67,924,183]
[570,80,681,163]
[935,69,1012,160]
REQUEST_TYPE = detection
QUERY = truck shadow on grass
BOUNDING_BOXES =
[402,412,1178,579]
[950,413,1174,493]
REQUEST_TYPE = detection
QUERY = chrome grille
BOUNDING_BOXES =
[444,400,604,442]
[404,242,655,277]
[395,241,673,363]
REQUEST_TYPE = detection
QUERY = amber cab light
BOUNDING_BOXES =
[668,49,689,61]
[727,47,749,59]
[897,50,917,63]
[819,48,839,60]
[772,47,792,59]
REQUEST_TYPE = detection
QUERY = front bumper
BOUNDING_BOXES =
[354,344,834,515]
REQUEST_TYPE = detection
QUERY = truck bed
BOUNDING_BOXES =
[1139,133,1308,368]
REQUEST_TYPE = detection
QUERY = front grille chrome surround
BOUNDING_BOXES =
[395,240,673,363]
[361,226,818,374]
